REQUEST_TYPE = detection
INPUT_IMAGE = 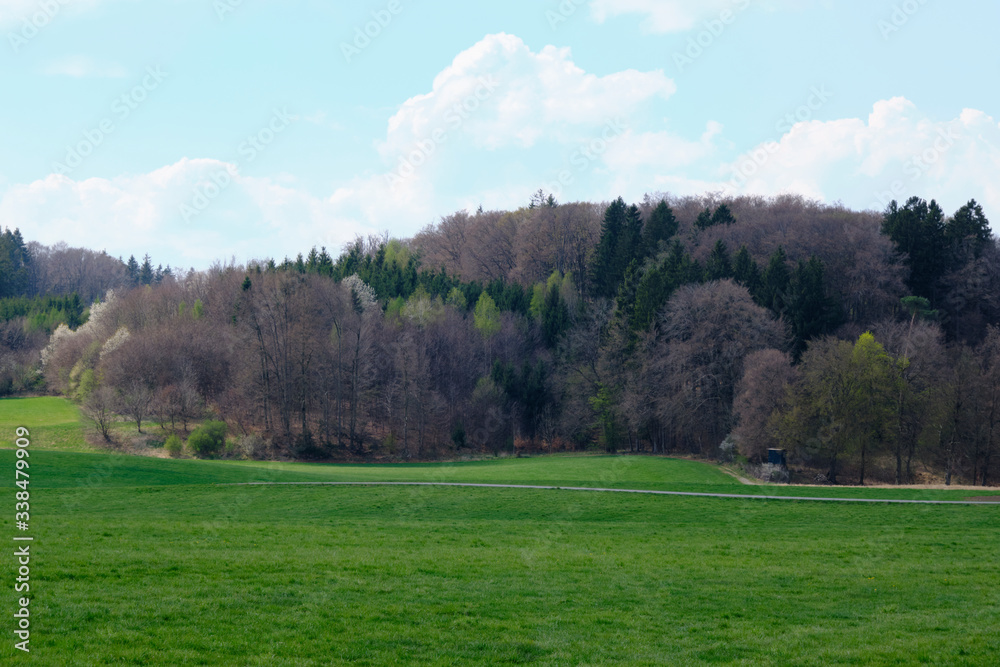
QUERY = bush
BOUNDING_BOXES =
[164,434,183,458]
[233,433,271,460]
[187,421,227,459]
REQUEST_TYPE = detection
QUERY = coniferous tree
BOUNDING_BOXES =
[711,203,736,227]
[946,199,992,263]
[733,245,762,295]
[643,200,678,250]
[787,256,842,358]
[706,240,733,281]
[694,207,713,231]
[541,283,570,348]
[139,254,154,286]
[590,197,629,298]
[126,255,140,286]
[881,197,948,301]
[760,247,791,314]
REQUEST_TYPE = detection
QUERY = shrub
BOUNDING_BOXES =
[233,433,271,460]
[187,420,227,459]
[164,434,183,458]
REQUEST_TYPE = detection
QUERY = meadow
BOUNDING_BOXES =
[1,397,999,664]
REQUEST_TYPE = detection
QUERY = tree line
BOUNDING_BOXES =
[11,192,1000,485]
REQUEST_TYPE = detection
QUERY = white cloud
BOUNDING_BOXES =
[378,33,675,159]
[42,55,127,78]
[0,32,701,266]
[0,0,104,29]
[0,159,373,268]
[725,98,1000,215]
[589,0,807,33]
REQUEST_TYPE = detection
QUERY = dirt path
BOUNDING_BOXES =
[220,481,1000,505]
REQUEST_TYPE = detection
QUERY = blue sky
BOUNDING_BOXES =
[1,0,998,270]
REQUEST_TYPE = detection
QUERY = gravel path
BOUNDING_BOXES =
[219,481,1000,505]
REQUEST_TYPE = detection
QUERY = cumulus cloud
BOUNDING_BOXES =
[0,159,372,268]
[724,98,1000,214]
[379,33,675,159]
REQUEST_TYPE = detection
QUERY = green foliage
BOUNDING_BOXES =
[165,434,184,458]
[760,246,791,313]
[192,299,204,320]
[445,287,467,311]
[0,293,85,332]
[881,197,948,301]
[642,200,678,250]
[705,240,733,281]
[187,420,228,459]
[75,368,98,402]
[540,282,570,348]
[0,227,31,298]
[732,246,761,294]
[491,360,551,442]
[589,383,624,452]
[946,199,992,262]
[694,207,713,231]
[694,204,736,231]
[473,293,501,339]
[786,256,843,358]
[590,197,645,298]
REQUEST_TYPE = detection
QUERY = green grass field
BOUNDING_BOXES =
[0,396,98,453]
[2,397,999,664]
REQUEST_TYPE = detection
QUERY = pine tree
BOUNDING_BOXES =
[706,240,733,281]
[643,200,678,250]
[540,283,570,348]
[760,247,790,314]
[694,207,713,231]
[590,197,629,298]
[711,204,736,226]
[946,199,992,263]
[733,246,762,295]
[139,254,154,286]
[126,255,140,286]
[881,197,948,301]
[787,257,842,358]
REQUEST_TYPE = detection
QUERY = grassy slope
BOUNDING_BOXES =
[1,396,999,664]
[0,396,97,453]
[2,478,998,664]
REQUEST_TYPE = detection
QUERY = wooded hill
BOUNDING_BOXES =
[5,192,999,486]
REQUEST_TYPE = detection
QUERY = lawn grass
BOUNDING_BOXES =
[0,396,97,453]
[1,397,999,664]
[1,471,998,664]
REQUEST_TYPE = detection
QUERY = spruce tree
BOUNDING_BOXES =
[643,200,678,250]
[706,240,733,281]
[139,254,154,286]
[761,247,791,314]
[590,197,629,298]
[711,203,736,226]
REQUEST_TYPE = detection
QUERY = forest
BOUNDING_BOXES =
[2,191,999,486]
